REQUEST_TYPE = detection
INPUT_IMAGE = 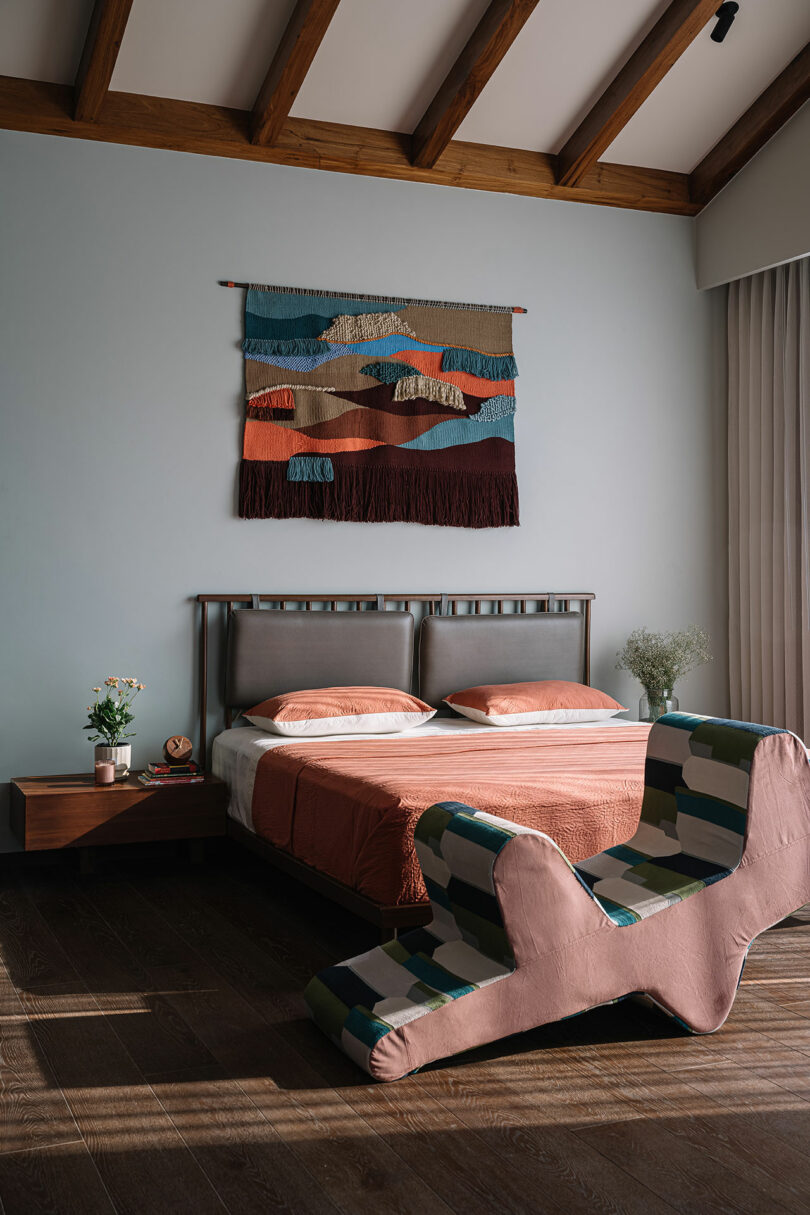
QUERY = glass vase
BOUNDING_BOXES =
[639,691,678,723]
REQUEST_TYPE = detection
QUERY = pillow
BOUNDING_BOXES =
[245,686,435,737]
[444,680,625,727]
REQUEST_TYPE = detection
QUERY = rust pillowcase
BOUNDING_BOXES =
[444,680,625,726]
[245,686,436,737]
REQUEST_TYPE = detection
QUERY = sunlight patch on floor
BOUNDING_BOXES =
[741,977,810,985]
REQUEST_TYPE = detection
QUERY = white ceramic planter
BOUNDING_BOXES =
[94,743,132,780]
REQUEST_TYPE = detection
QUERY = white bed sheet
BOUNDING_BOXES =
[212,715,641,831]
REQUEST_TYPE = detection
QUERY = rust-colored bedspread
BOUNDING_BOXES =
[250,725,652,907]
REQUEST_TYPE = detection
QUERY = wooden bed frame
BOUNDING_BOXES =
[196,591,594,937]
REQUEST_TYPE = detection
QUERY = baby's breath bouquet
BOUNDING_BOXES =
[84,676,145,746]
[616,627,711,720]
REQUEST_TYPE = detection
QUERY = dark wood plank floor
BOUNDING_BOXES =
[1,843,809,1215]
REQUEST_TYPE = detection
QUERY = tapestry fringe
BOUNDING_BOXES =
[246,387,295,411]
[239,461,519,529]
[441,347,518,381]
[287,455,335,483]
[393,374,465,411]
[242,337,329,358]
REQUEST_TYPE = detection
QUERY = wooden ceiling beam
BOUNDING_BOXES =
[557,0,717,188]
[411,0,541,170]
[0,76,699,216]
[689,42,810,206]
[251,0,341,146]
[74,0,134,122]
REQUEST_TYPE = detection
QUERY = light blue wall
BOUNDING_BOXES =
[0,129,727,849]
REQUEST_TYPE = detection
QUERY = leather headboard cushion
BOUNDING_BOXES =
[226,610,414,710]
[418,613,586,709]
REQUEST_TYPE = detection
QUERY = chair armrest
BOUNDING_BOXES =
[415,802,609,970]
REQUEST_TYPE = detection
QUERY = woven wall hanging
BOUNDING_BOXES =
[237,283,522,528]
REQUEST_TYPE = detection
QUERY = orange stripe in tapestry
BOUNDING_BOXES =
[243,419,382,460]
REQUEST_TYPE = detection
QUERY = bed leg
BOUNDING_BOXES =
[380,924,398,944]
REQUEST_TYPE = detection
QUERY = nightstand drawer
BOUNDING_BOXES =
[10,773,228,850]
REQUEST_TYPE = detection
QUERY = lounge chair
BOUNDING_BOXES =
[304,713,810,1081]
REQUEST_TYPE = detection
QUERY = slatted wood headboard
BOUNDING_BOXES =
[195,592,594,768]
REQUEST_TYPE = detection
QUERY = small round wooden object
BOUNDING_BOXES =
[163,735,193,763]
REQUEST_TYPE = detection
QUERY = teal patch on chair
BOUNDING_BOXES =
[441,348,518,380]
[657,712,707,732]
[287,455,334,482]
[674,790,746,833]
[404,954,475,998]
[344,1006,391,1048]
[445,810,514,852]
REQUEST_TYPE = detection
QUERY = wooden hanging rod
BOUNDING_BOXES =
[219,281,528,314]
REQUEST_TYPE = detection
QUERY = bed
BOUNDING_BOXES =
[199,593,651,934]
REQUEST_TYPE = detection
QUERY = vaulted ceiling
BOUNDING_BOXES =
[1,0,808,216]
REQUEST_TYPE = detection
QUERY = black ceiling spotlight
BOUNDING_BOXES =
[711,2,739,43]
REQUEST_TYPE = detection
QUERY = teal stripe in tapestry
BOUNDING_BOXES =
[399,414,515,452]
[245,289,405,320]
[244,313,334,340]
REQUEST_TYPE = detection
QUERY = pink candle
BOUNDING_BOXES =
[95,760,115,786]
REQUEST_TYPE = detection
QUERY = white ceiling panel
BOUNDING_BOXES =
[290,0,492,133]
[1,0,806,185]
[455,0,670,152]
[110,0,298,110]
[0,0,93,85]
[607,0,810,172]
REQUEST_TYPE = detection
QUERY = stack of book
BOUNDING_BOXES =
[138,760,204,788]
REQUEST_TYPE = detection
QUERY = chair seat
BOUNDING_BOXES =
[574,841,732,925]
[573,713,776,925]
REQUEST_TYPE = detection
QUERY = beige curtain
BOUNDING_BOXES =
[728,257,810,736]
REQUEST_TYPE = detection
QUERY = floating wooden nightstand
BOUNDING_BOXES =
[10,771,228,856]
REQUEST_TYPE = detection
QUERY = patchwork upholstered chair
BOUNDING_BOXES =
[304,714,810,1081]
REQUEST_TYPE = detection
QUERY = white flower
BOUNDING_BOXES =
[616,626,711,693]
